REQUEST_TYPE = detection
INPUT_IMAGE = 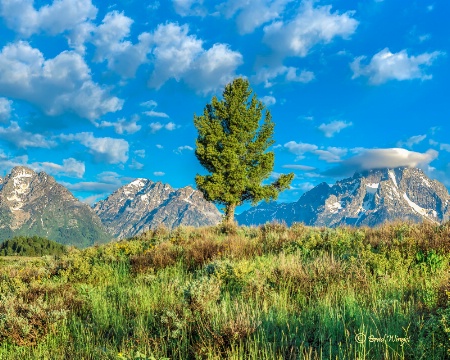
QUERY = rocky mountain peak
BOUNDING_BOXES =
[94,179,221,239]
[0,166,111,247]
[237,167,450,227]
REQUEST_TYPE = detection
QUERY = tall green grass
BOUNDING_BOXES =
[0,222,449,359]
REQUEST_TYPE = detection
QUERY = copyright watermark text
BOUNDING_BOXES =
[355,333,410,346]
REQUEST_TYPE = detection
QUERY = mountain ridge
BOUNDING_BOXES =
[0,166,112,247]
[93,178,222,238]
[236,167,450,227]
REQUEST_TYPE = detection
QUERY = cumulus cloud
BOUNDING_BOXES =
[36,158,85,178]
[263,1,358,59]
[440,143,450,152]
[134,149,145,158]
[314,147,347,163]
[220,0,293,34]
[324,148,438,176]
[141,100,169,118]
[0,97,12,123]
[144,110,169,118]
[0,152,84,178]
[148,23,242,94]
[0,41,122,120]
[396,134,427,148]
[61,171,129,195]
[129,159,144,170]
[0,121,56,148]
[98,116,141,134]
[173,0,206,16]
[174,145,193,154]
[254,65,314,88]
[0,152,28,173]
[318,120,352,137]
[0,0,97,37]
[149,122,179,133]
[261,95,276,106]
[351,48,443,84]
[284,141,318,159]
[91,11,152,77]
[153,171,165,176]
[59,132,129,164]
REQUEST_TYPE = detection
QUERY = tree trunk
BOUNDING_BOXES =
[224,204,236,225]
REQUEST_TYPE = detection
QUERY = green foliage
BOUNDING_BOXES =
[194,78,293,223]
[0,222,449,359]
[0,236,67,256]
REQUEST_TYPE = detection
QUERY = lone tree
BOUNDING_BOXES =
[194,78,294,225]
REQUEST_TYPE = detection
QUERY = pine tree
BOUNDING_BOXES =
[194,78,294,225]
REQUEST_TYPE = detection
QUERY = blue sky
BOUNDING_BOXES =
[0,0,448,213]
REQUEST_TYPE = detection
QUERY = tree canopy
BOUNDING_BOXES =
[0,236,68,256]
[194,78,294,224]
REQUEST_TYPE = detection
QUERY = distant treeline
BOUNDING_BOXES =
[0,236,68,256]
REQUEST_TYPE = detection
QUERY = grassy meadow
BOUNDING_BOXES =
[0,222,449,359]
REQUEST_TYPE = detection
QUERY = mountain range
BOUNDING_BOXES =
[236,167,450,227]
[0,166,222,246]
[0,166,448,247]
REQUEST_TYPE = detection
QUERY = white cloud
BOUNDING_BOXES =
[134,149,145,158]
[284,141,347,162]
[396,134,427,148]
[282,164,316,171]
[165,122,178,131]
[0,121,56,148]
[98,116,141,134]
[91,11,152,77]
[318,120,352,137]
[440,143,450,152]
[220,0,293,34]
[149,122,163,133]
[37,158,85,178]
[148,23,242,94]
[261,95,276,106]
[144,110,169,118]
[284,141,318,159]
[351,48,443,84]
[0,41,122,120]
[60,171,129,195]
[183,43,244,94]
[149,122,178,133]
[0,0,97,37]
[253,65,314,87]
[314,147,347,163]
[175,145,193,154]
[156,144,163,149]
[129,159,144,170]
[153,171,165,176]
[285,67,315,83]
[141,99,169,118]
[0,152,28,173]
[0,152,84,178]
[0,97,12,123]
[59,132,129,164]
[173,0,206,16]
[325,148,438,176]
[263,2,358,59]
[141,100,158,108]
